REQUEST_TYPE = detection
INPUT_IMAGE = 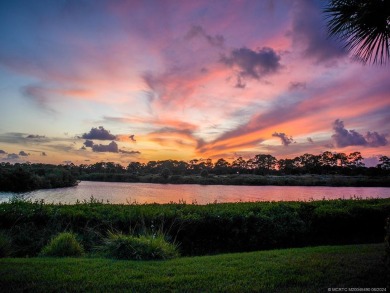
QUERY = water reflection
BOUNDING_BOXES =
[0,181,389,204]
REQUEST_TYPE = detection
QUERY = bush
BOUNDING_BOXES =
[160,168,171,179]
[40,232,84,257]
[101,232,179,260]
[0,231,12,257]
[200,169,209,178]
[2,199,390,256]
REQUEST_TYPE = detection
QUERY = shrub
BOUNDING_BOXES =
[40,232,84,257]
[101,232,179,260]
[160,168,171,179]
[200,169,209,178]
[0,231,12,257]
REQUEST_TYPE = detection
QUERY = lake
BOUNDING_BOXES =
[1,181,390,204]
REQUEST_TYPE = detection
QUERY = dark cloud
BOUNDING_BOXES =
[81,128,135,151]
[289,82,306,91]
[0,150,6,154]
[221,47,282,81]
[290,0,346,63]
[92,141,119,153]
[0,132,50,144]
[83,139,94,147]
[26,134,46,139]
[41,152,47,156]
[331,119,388,147]
[272,132,295,146]
[25,134,50,143]
[19,151,29,156]
[7,153,19,160]
[82,126,117,140]
[185,25,225,48]
[307,137,314,143]
[119,149,141,155]
[332,119,367,147]
[365,131,388,147]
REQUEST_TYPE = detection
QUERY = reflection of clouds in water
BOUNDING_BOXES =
[0,182,389,204]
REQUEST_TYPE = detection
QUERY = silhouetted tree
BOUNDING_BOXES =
[189,159,200,174]
[378,156,390,170]
[335,152,349,168]
[214,158,230,175]
[200,169,209,178]
[347,151,364,168]
[127,162,144,174]
[160,168,171,179]
[324,0,390,65]
[252,154,277,175]
[277,158,296,174]
[232,157,247,173]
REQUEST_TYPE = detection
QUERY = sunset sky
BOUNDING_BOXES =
[0,0,389,166]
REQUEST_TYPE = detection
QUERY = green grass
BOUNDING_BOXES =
[0,243,387,292]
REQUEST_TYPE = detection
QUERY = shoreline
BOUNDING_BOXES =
[79,173,390,187]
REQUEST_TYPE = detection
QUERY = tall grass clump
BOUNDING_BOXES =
[101,232,179,260]
[40,232,84,257]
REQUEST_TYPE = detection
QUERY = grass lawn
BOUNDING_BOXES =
[0,243,387,292]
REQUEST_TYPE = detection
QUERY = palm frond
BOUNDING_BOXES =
[324,0,390,65]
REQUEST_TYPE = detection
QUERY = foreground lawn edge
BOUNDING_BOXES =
[0,243,387,293]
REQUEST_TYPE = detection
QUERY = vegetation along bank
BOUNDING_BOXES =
[1,198,389,257]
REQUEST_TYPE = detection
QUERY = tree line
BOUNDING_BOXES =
[0,163,78,192]
[75,151,390,177]
[1,152,389,191]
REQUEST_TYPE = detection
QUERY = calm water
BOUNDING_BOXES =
[0,181,389,204]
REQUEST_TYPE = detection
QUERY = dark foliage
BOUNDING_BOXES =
[200,169,209,177]
[0,231,12,257]
[40,232,84,257]
[160,168,171,180]
[0,163,78,192]
[325,0,390,65]
[1,152,389,192]
[0,198,389,257]
[72,152,390,185]
[100,232,179,260]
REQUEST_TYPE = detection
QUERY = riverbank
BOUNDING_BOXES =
[1,198,389,256]
[79,173,390,187]
[0,243,386,292]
